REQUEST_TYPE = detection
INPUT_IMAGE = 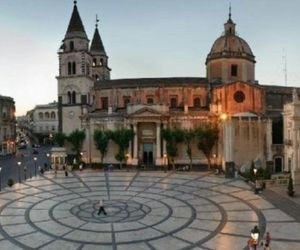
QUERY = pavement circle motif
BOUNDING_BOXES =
[2,171,294,249]
[70,199,152,223]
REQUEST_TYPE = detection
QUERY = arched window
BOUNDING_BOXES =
[72,62,76,74]
[93,58,97,67]
[194,97,201,108]
[95,74,99,80]
[170,97,177,108]
[100,58,104,66]
[123,96,130,107]
[45,112,50,119]
[68,62,72,75]
[72,91,76,104]
[147,97,154,104]
[38,112,43,120]
[70,41,74,51]
[51,112,56,119]
[67,91,72,104]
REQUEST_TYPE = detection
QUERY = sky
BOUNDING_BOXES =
[1,0,300,116]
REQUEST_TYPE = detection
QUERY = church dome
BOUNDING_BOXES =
[206,15,255,64]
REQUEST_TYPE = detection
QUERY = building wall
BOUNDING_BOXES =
[0,96,16,155]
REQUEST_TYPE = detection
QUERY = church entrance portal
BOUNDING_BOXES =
[142,143,153,167]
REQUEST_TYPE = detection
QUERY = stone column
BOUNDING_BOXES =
[156,123,161,165]
[132,123,138,165]
[163,123,167,156]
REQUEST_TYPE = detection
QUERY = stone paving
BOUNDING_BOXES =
[0,171,299,250]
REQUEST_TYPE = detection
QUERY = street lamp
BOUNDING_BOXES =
[163,153,167,173]
[17,161,21,183]
[24,166,27,180]
[253,168,258,194]
[46,153,50,170]
[0,167,2,191]
[33,157,37,176]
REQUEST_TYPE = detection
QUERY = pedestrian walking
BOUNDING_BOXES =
[97,199,107,215]
[63,165,68,177]
[251,225,260,250]
[264,232,271,245]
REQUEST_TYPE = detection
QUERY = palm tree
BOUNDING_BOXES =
[53,132,66,147]
[111,128,134,168]
[67,130,86,161]
[196,124,219,169]
[94,130,112,166]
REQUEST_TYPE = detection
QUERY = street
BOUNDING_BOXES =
[0,145,51,190]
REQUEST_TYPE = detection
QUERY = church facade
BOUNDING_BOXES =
[57,2,297,172]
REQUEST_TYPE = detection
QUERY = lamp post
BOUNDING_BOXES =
[253,168,258,194]
[33,157,37,176]
[0,167,2,191]
[163,153,167,173]
[17,161,21,183]
[24,166,27,180]
[46,153,50,171]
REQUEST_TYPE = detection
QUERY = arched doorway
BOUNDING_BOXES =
[274,156,283,173]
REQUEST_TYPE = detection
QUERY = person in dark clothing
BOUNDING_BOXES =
[97,199,107,215]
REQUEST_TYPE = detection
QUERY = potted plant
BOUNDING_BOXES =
[287,175,295,197]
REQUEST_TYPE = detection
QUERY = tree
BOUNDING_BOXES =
[161,128,184,171]
[196,124,219,169]
[94,130,112,166]
[53,132,66,147]
[111,128,134,168]
[183,129,195,170]
[67,130,86,161]
[288,175,295,197]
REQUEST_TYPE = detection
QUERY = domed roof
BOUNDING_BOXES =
[206,16,255,64]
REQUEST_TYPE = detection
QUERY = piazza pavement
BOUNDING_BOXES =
[0,170,299,250]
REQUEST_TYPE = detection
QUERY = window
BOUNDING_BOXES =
[38,112,43,120]
[234,91,245,103]
[123,96,130,107]
[272,116,283,144]
[70,41,74,51]
[67,91,71,104]
[100,58,104,66]
[194,97,201,108]
[45,112,50,119]
[101,97,108,110]
[51,112,56,119]
[170,97,177,108]
[95,74,99,80]
[72,91,76,104]
[147,96,154,104]
[231,64,238,77]
[93,58,97,67]
[68,62,72,75]
[72,62,76,74]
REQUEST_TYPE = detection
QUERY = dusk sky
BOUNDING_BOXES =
[1,0,300,116]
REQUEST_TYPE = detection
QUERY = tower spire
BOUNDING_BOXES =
[229,2,232,19]
[64,0,88,40]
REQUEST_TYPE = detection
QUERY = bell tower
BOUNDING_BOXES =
[90,15,111,81]
[57,1,94,134]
